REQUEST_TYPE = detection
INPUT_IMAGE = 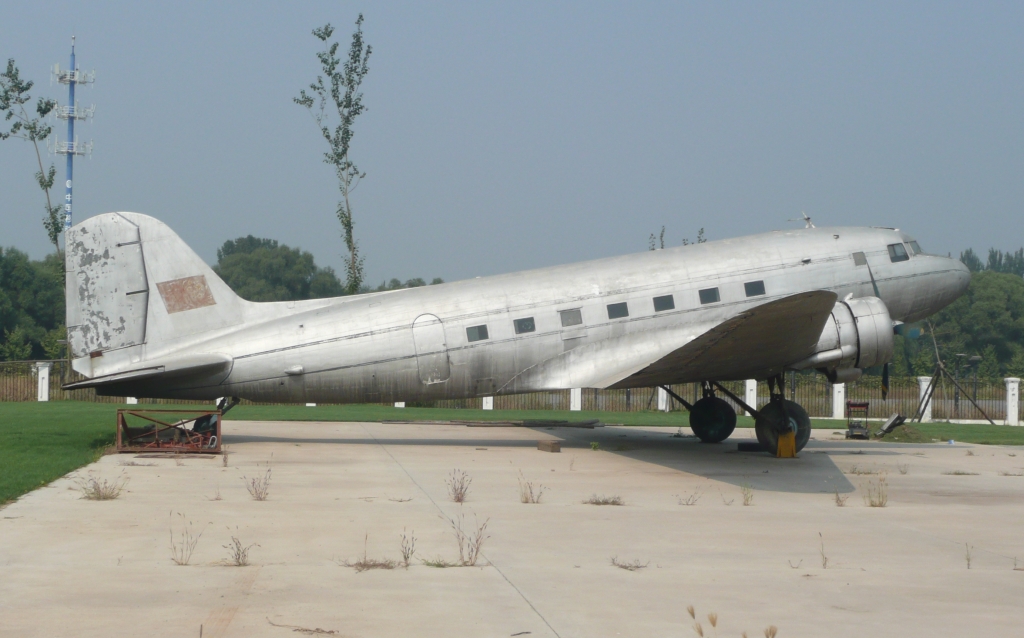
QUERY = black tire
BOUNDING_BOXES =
[689,396,738,443]
[754,400,811,454]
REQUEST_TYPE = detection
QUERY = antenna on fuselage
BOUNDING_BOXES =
[787,211,815,228]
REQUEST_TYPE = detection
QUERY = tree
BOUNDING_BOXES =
[0,59,63,254]
[213,236,344,302]
[295,16,372,295]
[0,248,65,361]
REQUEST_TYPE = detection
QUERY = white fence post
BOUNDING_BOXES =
[126,397,138,405]
[656,387,669,412]
[917,377,933,422]
[744,379,757,416]
[1005,378,1020,426]
[482,396,494,410]
[35,362,52,402]
[832,383,845,420]
[570,388,582,411]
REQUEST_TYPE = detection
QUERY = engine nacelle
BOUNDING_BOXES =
[792,296,894,379]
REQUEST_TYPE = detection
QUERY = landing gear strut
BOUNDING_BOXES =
[754,375,810,455]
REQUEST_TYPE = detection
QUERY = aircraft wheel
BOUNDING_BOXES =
[754,400,811,454]
[689,396,737,443]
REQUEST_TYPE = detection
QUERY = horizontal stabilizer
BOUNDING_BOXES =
[62,353,232,391]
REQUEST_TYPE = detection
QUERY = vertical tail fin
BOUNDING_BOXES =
[66,212,245,377]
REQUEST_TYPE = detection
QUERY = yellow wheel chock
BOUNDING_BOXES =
[776,430,798,458]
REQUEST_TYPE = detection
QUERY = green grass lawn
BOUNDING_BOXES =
[2,401,1023,505]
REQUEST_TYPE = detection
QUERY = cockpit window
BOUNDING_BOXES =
[909,240,922,255]
[888,243,909,263]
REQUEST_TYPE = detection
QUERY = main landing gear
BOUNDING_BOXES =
[688,382,737,444]
[753,375,810,456]
[660,374,811,455]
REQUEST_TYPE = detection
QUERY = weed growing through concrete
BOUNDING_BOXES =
[584,494,623,506]
[207,484,222,501]
[819,532,829,569]
[446,469,472,503]
[719,489,734,506]
[788,559,802,569]
[569,456,576,471]
[741,484,755,506]
[897,463,909,475]
[400,529,416,568]
[590,442,600,451]
[943,470,979,476]
[677,486,705,506]
[865,473,888,507]
[175,457,184,467]
[517,470,547,504]
[999,470,1024,476]
[243,468,272,500]
[421,555,457,568]
[266,619,340,635]
[169,513,204,566]
[834,489,849,507]
[78,475,128,501]
[966,449,975,456]
[965,543,974,569]
[221,452,229,468]
[847,465,877,475]
[765,626,779,638]
[443,512,490,566]
[223,534,258,566]
[343,534,397,572]
[610,556,648,571]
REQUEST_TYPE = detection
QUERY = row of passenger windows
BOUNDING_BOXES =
[464,279,767,342]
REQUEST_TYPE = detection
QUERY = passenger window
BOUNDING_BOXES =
[852,252,867,266]
[653,295,674,312]
[909,241,922,255]
[559,308,583,327]
[888,243,909,263]
[744,281,765,297]
[698,287,720,304]
[606,302,629,319]
[513,317,535,334]
[466,325,489,342]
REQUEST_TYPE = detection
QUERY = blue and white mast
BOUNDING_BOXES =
[53,36,94,231]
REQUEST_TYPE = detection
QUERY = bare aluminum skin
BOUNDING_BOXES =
[64,212,969,403]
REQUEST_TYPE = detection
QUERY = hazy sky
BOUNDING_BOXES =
[2,2,1022,284]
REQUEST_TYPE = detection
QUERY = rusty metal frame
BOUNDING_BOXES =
[116,408,222,454]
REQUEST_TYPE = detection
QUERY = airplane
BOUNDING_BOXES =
[63,212,970,454]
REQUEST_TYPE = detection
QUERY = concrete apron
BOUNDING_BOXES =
[1,421,1023,637]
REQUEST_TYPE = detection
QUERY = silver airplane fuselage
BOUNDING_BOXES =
[68,217,967,404]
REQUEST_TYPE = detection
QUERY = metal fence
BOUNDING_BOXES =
[1,360,1018,420]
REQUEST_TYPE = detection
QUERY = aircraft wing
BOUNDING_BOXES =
[501,290,837,392]
[609,290,837,387]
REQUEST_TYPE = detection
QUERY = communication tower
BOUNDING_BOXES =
[51,36,95,231]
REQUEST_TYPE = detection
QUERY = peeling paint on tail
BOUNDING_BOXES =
[65,214,148,358]
[65,212,247,379]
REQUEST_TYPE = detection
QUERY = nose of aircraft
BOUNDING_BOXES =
[951,259,971,298]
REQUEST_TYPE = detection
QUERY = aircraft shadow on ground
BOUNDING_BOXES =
[220,423,943,494]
